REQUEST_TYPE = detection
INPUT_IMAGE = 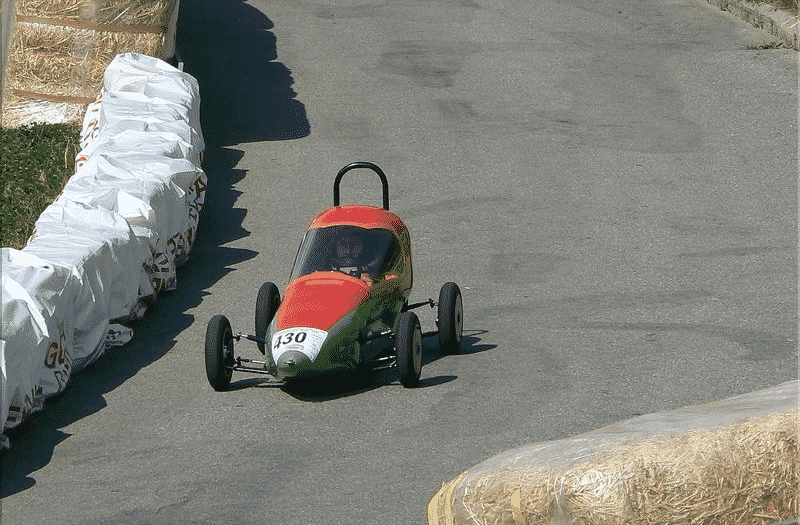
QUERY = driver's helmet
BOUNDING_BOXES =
[334,234,364,270]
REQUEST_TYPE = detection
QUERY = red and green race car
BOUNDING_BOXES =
[204,162,463,390]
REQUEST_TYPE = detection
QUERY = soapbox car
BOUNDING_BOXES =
[204,162,463,390]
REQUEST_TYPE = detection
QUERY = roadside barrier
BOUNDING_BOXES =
[428,380,798,525]
[0,52,205,448]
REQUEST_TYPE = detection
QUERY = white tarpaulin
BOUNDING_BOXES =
[82,91,203,155]
[0,53,205,448]
[23,200,149,369]
[1,249,79,431]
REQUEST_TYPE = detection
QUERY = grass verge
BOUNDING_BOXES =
[0,123,81,250]
[769,0,798,13]
[756,0,798,13]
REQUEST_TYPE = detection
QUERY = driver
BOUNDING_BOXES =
[333,234,375,285]
[334,234,364,273]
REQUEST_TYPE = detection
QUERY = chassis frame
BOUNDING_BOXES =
[224,298,439,380]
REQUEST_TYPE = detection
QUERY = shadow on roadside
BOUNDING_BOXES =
[0,0,309,497]
[0,148,257,498]
[177,0,310,146]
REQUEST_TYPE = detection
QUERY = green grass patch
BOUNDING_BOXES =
[1,123,81,250]
[773,0,798,12]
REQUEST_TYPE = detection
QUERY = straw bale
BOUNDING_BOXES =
[456,409,798,525]
[8,21,164,95]
[16,0,82,20]
[17,0,175,27]
[2,0,176,127]
[2,22,163,126]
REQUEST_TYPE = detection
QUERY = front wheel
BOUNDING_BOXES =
[205,315,234,391]
[255,282,280,354]
[438,282,463,355]
[396,311,422,388]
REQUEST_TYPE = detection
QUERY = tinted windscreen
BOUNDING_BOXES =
[290,226,396,281]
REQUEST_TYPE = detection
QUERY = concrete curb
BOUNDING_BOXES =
[701,0,800,49]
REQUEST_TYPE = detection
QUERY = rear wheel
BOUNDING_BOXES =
[438,282,463,355]
[255,282,280,354]
[396,311,422,388]
[205,315,234,391]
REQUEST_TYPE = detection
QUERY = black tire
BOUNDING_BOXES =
[438,282,463,355]
[396,311,422,388]
[205,315,234,391]
[255,282,280,354]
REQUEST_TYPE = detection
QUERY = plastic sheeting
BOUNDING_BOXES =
[0,52,205,448]
[428,380,799,525]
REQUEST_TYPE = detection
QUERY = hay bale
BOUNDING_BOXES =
[1,0,178,127]
[8,21,165,94]
[432,408,798,525]
[17,0,174,26]
[429,381,800,525]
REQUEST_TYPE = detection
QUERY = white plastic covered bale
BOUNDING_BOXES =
[1,278,48,444]
[1,249,79,444]
[1,52,205,447]
[428,381,799,525]
[67,147,199,242]
[79,54,207,269]
[102,52,201,132]
[62,159,186,240]
[23,200,148,371]
[80,97,204,166]
[80,52,204,161]
[78,126,203,171]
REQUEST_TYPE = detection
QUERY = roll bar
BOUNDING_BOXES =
[334,162,390,210]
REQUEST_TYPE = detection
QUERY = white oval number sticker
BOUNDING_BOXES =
[271,327,328,363]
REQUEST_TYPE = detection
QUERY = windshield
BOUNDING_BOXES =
[290,225,399,281]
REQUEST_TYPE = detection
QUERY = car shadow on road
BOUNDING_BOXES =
[276,329,495,402]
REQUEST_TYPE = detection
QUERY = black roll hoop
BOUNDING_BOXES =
[334,161,390,210]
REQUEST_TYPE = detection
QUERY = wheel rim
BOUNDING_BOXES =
[454,294,463,343]
[223,330,234,380]
[413,324,422,376]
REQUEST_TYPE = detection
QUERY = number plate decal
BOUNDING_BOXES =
[271,327,328,363]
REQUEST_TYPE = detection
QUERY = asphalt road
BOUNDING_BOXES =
[2,1,797,524]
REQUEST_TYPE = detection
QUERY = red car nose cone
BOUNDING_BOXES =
[275,272,371,331]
